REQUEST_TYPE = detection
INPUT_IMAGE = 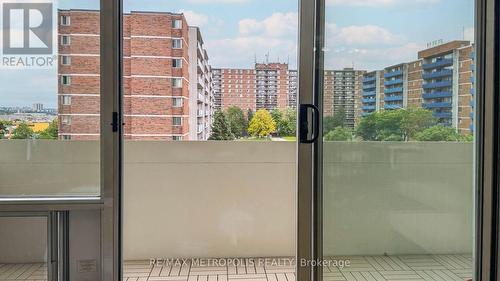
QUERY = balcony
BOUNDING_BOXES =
[0,141,474,281]
[434,112,453,118]
[362,84,376,91]
[362,76,376,83]
[384,104,402,110]
[422,91,452,99]
[362,91,376,97]
[384,87,403,94]
[422,58,454,70]
[423,102,452,109]
[362,98,376,103]
[470,88,475,96]
[384,79,403,86]
[384,70,403,79]
[422,69,453,80]
[362,105,376,110]
[422,81,452,89]
[384,95,403,102]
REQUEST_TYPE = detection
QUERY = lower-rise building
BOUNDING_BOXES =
[356,40,475,134]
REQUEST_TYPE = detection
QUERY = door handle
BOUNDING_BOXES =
[299,104,320,144]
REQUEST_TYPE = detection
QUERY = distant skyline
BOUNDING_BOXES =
[0,0,473,107]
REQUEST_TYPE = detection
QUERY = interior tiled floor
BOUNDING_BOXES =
[0,255,472,281]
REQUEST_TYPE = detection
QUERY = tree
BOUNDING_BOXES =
[12,122,34,139]
[414,125,460,141]
[270,109,283,134]
[355,109,437,141]
[401,108,436,140]
[226,106,246,138]
[0,120,13,139]
[355,113,378,141]
[209,110,235,140]
[248,109,277,138]
[277,108,297,137]
[38,119,58,140]
[325,127,352,141]
[324,107,347,133]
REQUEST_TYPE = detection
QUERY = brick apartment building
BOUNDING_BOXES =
[212,63,297,112]
[358,40,475,134]
[58,10,213,141]
[323,68,366,129]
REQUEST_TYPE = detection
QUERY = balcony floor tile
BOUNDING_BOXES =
[0,255,472,281]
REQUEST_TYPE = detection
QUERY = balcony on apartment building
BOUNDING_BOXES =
[434,112,453,119]
[384,69,403,79]
[0,141,474,281]
[422,69,453,80]
[362,76,377,83]
[422,58,454,70]
[423,102,453,109]
[384,104,403,110]
[422,91,453,99]
[361,98,376,103]
[422,80,453,89]
[384,87,404,94]
[384,95,404,102]
[384,79,404,86]
[362,91,376,97]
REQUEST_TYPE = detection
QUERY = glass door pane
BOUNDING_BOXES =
[0,0,101,198]
[321,1,475,280]
[121,1,299,280]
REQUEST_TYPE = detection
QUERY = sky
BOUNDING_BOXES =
[0,0,474,107]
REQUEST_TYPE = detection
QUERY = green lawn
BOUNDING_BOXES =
[282,136,297,141]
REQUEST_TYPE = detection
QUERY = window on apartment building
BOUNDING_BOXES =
[61,116,71,125]
[61,15,70,26]
[172,58,182,68]
[172,97,183,107]
[61,35,70,46]
[172,136,183,141]
[62,95,71,105]
[172,39,182,49]
[172,117,182,126]
[172,78,183,88]
[61,55,71,66]
[172,19,182,29]
[61,135,71,140]
[61,75,71,85]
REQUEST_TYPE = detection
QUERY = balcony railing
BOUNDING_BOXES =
[434,112,453,118]
[422,80,452,89]
[422,69,453,80]
[362,105,376,111]
[362,98,376,103]
[422,58,454,70]
[384,87,403,94]
[384,95,403,102]
[362,76,376,83]
[384,70,403,79]
[384,79,404,86]
[362,91,376,97]
[0,141,473,260]
[423,102,452,109]
[384,104,402,110]
[422,91,453,99]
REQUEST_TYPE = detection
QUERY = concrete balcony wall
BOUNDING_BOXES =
[0,141,473,260]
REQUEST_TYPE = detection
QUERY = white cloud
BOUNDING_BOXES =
[186,0,249,3]
[326,23,403,46]
[206,36,296,68]
[464,27,474,42]
[323,22,422,70]
[179,10,209,27]
[239,12,298,37]
[327,0,440,7]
